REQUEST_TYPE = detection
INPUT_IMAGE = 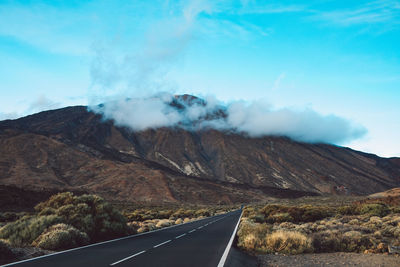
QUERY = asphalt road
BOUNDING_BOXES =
[4,209,242,267]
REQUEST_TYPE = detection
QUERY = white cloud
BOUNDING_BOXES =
[92,93,366,145]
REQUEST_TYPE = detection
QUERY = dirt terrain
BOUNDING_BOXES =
[258,253,400,267]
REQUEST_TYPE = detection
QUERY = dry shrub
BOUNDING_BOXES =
[156,219,173,228]
[348,219,359,225]
[175,218,183,224]
[242,207,256,218]
[242,233,258,250]
[278,222,296,229]
[137,223,157,233]
[249,214,265,223]
[312,230,373,253]
[270,213,293,223]
[195,209,210,217]
[32,223,89,251]
[237,219,271,251]
[265,230,313,254]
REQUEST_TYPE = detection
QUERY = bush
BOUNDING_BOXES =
[337,206,359,216]
[249,214,265,223]
[237,219,271,251]
[265,230,313,254]
[32,223,89,251]
[155,219,173,228]
[359,203,390,217]
[269,213,293,223]
[261,205,332,223]
[0,215,63,246]
[195,209,210,217]
[312,230,373,253]
[35,192,129,242]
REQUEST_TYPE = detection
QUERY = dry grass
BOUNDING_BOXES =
[266,231,313,254]
[238,197,400,255]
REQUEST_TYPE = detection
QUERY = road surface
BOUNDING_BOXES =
[4,209,242,267]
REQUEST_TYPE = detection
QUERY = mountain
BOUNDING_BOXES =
[0,95,399,205]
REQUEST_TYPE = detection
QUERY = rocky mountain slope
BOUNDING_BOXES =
[0,96,399,205]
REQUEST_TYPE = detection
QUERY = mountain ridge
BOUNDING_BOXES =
[0,100,399,205]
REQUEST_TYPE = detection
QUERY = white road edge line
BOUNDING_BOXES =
[197,226,203,229]
[175,233,186,239]
[189,229,196,233]
[1,212,229,267]
[109,250,146,266]
[153,239,172,248]
[217,210,243,267]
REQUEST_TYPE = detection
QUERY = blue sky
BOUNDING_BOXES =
[0,0,399,157]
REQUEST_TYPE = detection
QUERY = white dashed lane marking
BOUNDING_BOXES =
[108,213,232,266]
[109,250,146,266]
[175,233,186,239]
[153,240,172,248]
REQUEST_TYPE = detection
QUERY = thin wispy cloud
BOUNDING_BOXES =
[238,3,306,15]
[0,2,91,55]
[90,0,213,97]
[310,0,400,27]
[272,72,286,91]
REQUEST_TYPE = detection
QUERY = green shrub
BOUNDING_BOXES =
[359,203,390,217]
[32,223,89,251]
[0,215,62,246]
[337,205,359,216]
[35,192,129,242]
[301,206,332,222]
[261,204,332,223]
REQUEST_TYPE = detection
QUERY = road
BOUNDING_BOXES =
[4,209,242,267]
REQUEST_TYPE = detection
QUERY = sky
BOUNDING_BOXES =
[0,0,399,157]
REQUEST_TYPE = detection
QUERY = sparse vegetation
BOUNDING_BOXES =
[122,205,232,234]
[237,199,400,255]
